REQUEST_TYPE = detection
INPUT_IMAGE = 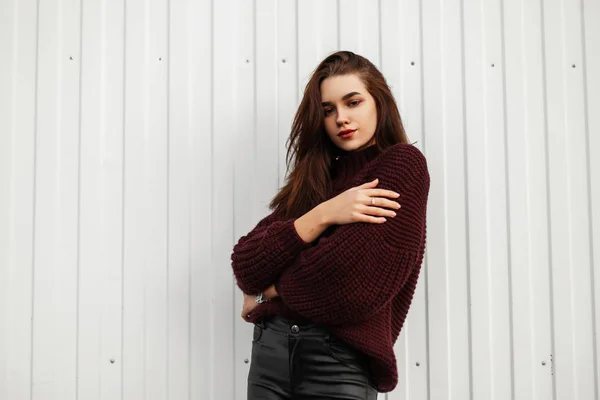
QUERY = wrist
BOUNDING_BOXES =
[263,284,278,300]
[313,203,332,228]
[294,205,330,243]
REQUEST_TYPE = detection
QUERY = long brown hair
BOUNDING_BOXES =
[270,50,409,218]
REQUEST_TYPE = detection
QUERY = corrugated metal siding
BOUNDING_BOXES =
[1,0,599,399]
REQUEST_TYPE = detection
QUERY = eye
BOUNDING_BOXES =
[323,108,335,116]
[348,99,361,107]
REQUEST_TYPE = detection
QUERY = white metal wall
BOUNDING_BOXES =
[1,0,599,399]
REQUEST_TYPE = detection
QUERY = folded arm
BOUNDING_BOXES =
[230,212,311,294]
[275,146,430,325]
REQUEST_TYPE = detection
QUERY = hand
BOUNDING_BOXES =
[240,285,279,322]
[320,178,401,225]
[241,293,259,321]
[264,284,279,300]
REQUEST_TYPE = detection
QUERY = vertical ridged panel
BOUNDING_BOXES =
[77,0,124,398]
[211,0,236,397]
[544,0,597,397]
[504,0,553,399]
[583,0,600,395]
[186,1,214,399]
[1,1,599,399]
[31,0,82,398]
[0,0,38,399]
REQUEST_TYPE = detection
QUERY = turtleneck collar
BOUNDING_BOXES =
[334,144,381,163]
[331,144,382,192]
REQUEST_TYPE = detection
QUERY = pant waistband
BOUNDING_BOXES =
[258,316,329,337]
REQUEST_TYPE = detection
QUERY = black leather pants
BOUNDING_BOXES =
[247,316,378,400]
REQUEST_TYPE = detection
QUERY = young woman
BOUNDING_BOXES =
[231,51,430,399]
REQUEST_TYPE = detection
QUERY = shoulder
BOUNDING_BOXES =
[380,143,427,167]
[374,143,429,186]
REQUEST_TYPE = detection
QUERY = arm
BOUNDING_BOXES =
[275,145,430,325]
[231,206,331,294]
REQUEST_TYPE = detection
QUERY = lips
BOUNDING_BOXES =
[338,129,356,139]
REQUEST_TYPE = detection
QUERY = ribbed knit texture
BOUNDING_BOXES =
[231,143,430,393]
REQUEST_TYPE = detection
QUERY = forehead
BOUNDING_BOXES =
[320,74,367,101]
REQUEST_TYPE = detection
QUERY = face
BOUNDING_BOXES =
[320,74,378,152]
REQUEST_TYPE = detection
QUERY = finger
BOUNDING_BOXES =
[355,178,379,189]
[365,197,401,210]
[354,212,388,224]
[363,188,400,199]
[359,205,397,218]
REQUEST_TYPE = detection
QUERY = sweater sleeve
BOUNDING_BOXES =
[275,144,430,326]
[231,210,312,294]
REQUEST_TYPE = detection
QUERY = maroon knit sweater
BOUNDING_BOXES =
[231,143,430,392]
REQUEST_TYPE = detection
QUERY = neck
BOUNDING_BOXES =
[331,144,381,192]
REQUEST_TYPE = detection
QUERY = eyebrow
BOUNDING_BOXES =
[321,91,362,107]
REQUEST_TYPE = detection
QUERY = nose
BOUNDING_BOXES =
[336,109,350,126]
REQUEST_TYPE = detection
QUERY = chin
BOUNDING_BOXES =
[331,133,373,152]
[345,140,371,152]
[335,142,359,151]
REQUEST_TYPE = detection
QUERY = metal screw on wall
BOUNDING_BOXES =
[542,361,546,366]
[416,361,420,367]
[244,359,249,364]
[110,358,115,364]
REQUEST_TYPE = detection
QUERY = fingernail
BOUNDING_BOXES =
[394,193,400,197]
